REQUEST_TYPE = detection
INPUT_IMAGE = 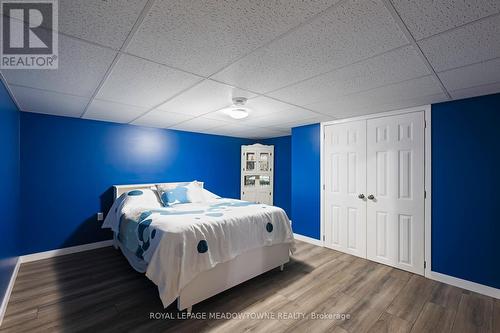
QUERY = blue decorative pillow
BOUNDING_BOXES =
[156,182,207,207]
[161,186,189,206]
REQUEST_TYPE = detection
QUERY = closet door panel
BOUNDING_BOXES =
[324,121,367,258]
[366,112,425,275]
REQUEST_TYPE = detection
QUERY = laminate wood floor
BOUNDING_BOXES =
[1,241,498,333]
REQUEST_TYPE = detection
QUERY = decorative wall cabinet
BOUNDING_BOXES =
[241,144,274,205]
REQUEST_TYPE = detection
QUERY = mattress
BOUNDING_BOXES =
[103,195,294,307]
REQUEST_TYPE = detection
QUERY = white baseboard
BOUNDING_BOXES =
[292,232,499,300]
[428,270,500,300]
[293,233,324,247]
[1,240,113,327]
[20,239,114,263]
[0,257,21,327]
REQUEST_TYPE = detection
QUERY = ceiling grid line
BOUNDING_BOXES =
[303,73,435,107]
[7,83,92,99]
[206,78,333,117]
[381,0,452,100]
[165,106,294,137]
[121,0,352,127]
[436,55,500,75]
[1,0,441,123]
[448,80,500,97]
[54,31,207,82]
[6,9,278,88]
[10,44,499,113]
[116,0,351,127]
[165,86,336,130]
[171,115,291,136]
[79,0,158,118]
[0,72,22,111]
[162,100,335,136]
[129,77,254,126]
[4,0,500,137]
[126,78,206,124]
[16,0,490,101]
[132,73,337,128]
[204,0,350,79]
[6,0,429,107]
[260,44,413,96]
[3,8,350,97]
[415,11,500,43]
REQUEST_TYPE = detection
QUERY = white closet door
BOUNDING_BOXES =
[366,112,425,275]
[324,121,367,258]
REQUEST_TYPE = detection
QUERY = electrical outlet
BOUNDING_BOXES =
[97,212,104,221]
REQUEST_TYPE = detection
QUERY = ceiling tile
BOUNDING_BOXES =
[2,34,116,97]
[202,110,246,123]
[245,96,298,115]
[126,0,339,76]
[203,124,256,136]
[418,15,500,72]
[353,74,444,106]
[196,127,239,137]
[203,96,298,122]
[268,46,430,105]
[270,115,335,131]
[439,57,500,92]
[242,106,319,127]
[373,93,448,112]
[170,117,230,132]
[97,54,201,108]
[208,124,289,139]
[241,128,291,139]
[449,81,500,100]
[336,92,448,118]
[392,0,500,40]
[10,85,89,117]
[83,99,149,123]
[211,0,408,93]
[131,109,193,128]
[311,93,448,119]
[59,0,148,48]
[307,76,445,117]
[156,79,255,116]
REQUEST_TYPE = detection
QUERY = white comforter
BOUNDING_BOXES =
[103,197,294,307]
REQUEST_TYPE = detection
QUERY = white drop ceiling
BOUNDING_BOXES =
[1,0,500,139]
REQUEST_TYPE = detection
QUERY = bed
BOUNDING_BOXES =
[102,181,294,313]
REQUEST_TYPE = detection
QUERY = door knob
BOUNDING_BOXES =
[358,194,365,199]
[367,194,375,200]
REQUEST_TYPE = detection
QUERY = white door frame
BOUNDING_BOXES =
[320,105,432,277]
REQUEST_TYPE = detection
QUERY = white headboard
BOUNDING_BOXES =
[113,181,204,200]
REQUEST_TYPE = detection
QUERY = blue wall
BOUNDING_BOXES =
[260,136,291,217]
[20,113,253,255]
[0,82,20,306]
[291,124,321,239]
[11,84,500,289]
[290,93,500,289]
[432,93,500,289]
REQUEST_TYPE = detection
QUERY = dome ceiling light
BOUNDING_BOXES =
[223,97,250,120]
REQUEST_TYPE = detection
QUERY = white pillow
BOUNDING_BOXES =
[184,181,205,203]
[202,188,221,202]
[103,188,161,233]
[122,188,162,208]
